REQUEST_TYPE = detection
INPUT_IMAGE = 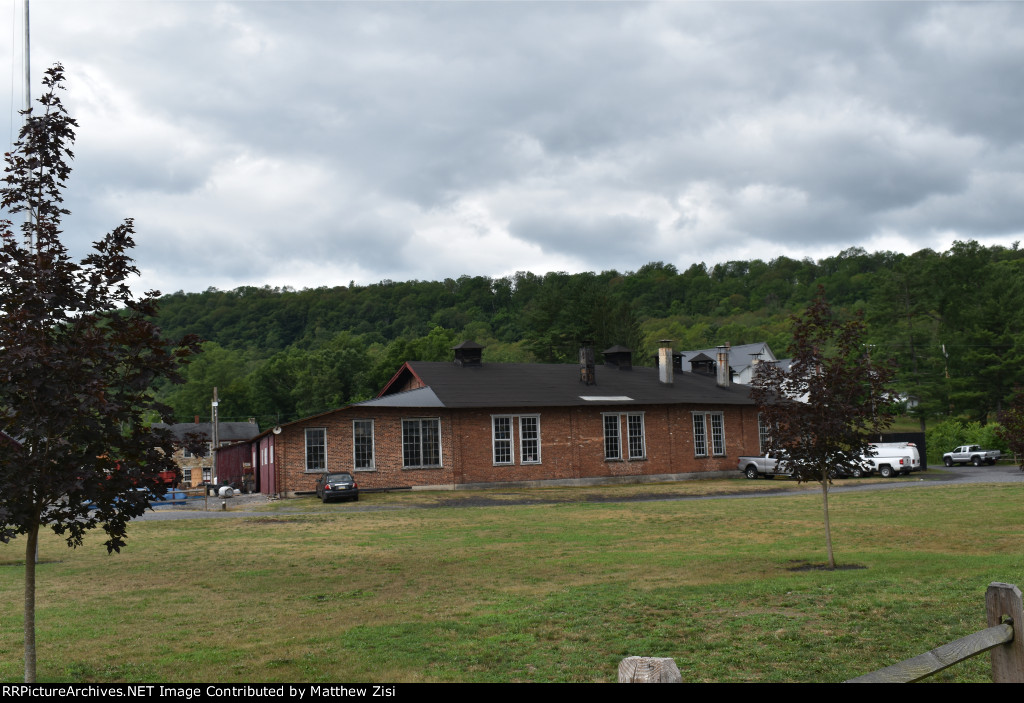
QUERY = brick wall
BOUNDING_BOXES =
[265,402,759,495]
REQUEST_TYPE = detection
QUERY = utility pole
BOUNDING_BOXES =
[211,387,219,486]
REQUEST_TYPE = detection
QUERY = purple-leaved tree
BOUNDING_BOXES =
[997,387,1024,472]
[0,65,200,682]
[752,286,894,569]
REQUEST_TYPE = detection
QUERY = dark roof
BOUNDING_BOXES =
[152,421,261,443]
[363,361,754,409]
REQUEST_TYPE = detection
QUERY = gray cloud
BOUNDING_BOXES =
[1,1,1022,294]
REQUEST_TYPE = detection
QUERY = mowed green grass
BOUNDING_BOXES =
[2,481,1023,683]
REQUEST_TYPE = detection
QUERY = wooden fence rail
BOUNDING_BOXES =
[620,582,1024,683]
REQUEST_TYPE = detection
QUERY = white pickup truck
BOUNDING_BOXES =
[869,442,923,472]
[943,445,1000,467]
[860,450,913,478]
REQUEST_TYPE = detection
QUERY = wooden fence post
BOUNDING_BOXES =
[986,582,1024,682]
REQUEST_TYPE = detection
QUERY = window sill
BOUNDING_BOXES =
[403,466,443,471]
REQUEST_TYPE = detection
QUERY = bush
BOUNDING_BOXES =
[926,419,1007,464]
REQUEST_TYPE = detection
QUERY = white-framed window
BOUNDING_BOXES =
[758,413,771,455]
[402,418,441,468]
[603,412,645,461]
[493,416,513,464]
[692,413,707,457]
[491,415,541,465]
[693,412,726,457]
[202,467,211,482]
[353,419,375,471]
[604,414,621,460]
[183,468,192,483]
[626,413,646,460]
[519,416,540,464]
[710,413,725,456]
[305,427,327,472]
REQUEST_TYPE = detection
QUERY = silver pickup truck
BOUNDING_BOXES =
[737,453,792,479]
[943,445,1000,467]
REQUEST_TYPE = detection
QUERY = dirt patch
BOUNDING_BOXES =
[430,496,551,508]
[244,516,318,524]
[786,560,867,572]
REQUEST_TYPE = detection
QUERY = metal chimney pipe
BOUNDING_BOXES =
[658,341,674,385]
[716,344,730,388]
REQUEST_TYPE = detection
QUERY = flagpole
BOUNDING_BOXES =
[23,0,29,111]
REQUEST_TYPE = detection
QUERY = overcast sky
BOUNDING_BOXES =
[3,1,1023,295]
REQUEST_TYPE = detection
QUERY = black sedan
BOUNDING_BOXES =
[315,472,359,503]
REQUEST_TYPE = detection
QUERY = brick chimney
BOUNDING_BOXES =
[579,342,596,385]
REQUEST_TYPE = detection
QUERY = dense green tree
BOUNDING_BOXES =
[163,342,253,421]
[145,240,1024,427]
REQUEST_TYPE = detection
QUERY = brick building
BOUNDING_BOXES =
[246,342,764,497]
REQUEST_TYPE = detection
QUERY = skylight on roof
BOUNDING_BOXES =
[579,395,633,402]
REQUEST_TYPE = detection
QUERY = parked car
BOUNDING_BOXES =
[315,472,359,503]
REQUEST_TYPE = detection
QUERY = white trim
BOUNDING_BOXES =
[692,412,726,457]
[519,415,541,464]
[491,414,542,465]
[402,417,442,469]
[353,419,375,471]
[604,412,646,461]
[626,412,646,460]
[304,427,327,472]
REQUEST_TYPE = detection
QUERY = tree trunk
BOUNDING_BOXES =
[24,521,38,683]
[821,480,835,569]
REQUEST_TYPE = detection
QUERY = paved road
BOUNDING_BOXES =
[135,464,1023,521]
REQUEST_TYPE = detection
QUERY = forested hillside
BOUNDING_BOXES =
[151,241,1024,430]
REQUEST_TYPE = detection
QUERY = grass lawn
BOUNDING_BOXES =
[2,477,1022,683]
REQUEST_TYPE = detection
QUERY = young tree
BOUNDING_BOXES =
[997,387,1024,472]
[0,65,199,682]
[752,286,894,569]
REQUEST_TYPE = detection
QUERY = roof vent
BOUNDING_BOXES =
[452,340,483,367]
[689,352,715,376]
[602,345,633,370]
